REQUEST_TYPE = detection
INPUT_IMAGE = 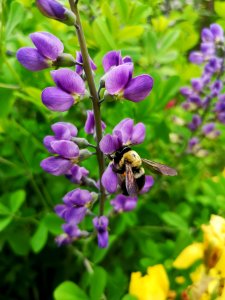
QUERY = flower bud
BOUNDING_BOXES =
[36,0,76,25]
[79,149,94,161]
[53,53,76,67]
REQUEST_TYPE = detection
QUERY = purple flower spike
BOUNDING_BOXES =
[140,176,154,194]
[40,156,73,175]
[51,69,85,95]
[16,48,50,71]
[191,78,203,92]
[102,50,123,72]
[30,32,64,60]
[42,87,74,112]
[75,51,97,75]
[50,140,79,158]
[101,163,118,193]
[110,194,137,213]
[93,216,109,248]
[84,110,106,135]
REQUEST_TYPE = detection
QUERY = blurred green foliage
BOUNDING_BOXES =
[1,0,225,299]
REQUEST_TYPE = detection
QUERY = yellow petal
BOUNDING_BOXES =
[147,264,169,294]
[173,243,204,269]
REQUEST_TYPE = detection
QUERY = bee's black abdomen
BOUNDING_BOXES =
[135,174,145,191]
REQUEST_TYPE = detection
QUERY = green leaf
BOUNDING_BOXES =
[54,281,88,300]
[30,221,48,253]
[8,228,30,255]
[0,217,13,231]
[215,1,225,18]
[6,2,25,38]
[90,267,107,300]
[118,26,144,42]
[93,17,116,50]
[161,212,188,230]
[0,203,11,215]
[43,213,64,235]
[159,30,180,51]
[9,190,26,213]
[121,295,137,300]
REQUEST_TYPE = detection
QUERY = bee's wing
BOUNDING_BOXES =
[142,158,177,176]
[125,163,139,197]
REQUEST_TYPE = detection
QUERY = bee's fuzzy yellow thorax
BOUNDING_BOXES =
[119,151,142,168]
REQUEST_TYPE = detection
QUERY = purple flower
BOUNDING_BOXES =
[210,80,223,97]
[188,137,199,153]
[93,216,109,248]
[210,24,224,42]
[188,114,202,131]
[101,163,119,194]
[42,68,85,111]
[66,165,89,184]
[43,122,78,153]
[40,156,73,176]
[75,51,97,75]
[139,175,154,194]
[110,194,137,213]
[205,57,222,74]
[55,188,94,224]
[36,0,75,25]
[189,52,204,64]
[201,28,214,42]
[105,63,153,102]
[191,78,204,92]
[100,118,145,155]
[84,110,106,135]
[17,32,64,71]
[102,50,132,73]
[202,123,220,139]
[55,222,89,246]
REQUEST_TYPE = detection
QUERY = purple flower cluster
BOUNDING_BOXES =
[179,23,225,155]
[16,0,155,249]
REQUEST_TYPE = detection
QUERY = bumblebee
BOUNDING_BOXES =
[110,146,177,197]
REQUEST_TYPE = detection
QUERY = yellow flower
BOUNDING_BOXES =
[129,264,169,300]
[173,243,203,269]
[202,215,225,268]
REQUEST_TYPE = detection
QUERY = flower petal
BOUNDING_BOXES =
[51,68,85,95]
[140,176,154,194]
[30,32,64,60]
[101,163,118,193]
[36,0,66,20]
[173,243,204,269]
[84,110,95,134]
[42,87,74,112]
[50,140,79,158]
[131,122,146,144]
[105,63,133,95]
[102,50,123,72]
[100,134,122,154]
[43,135,56,153]
[51,122,78,139]
[16,47,49,71]
[40,156,72,175]
[75,51,97,75]
[123,74,153,102]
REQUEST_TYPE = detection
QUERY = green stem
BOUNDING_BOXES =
[68,0,106,216]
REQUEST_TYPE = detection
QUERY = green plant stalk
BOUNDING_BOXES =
[68,0,106,216]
